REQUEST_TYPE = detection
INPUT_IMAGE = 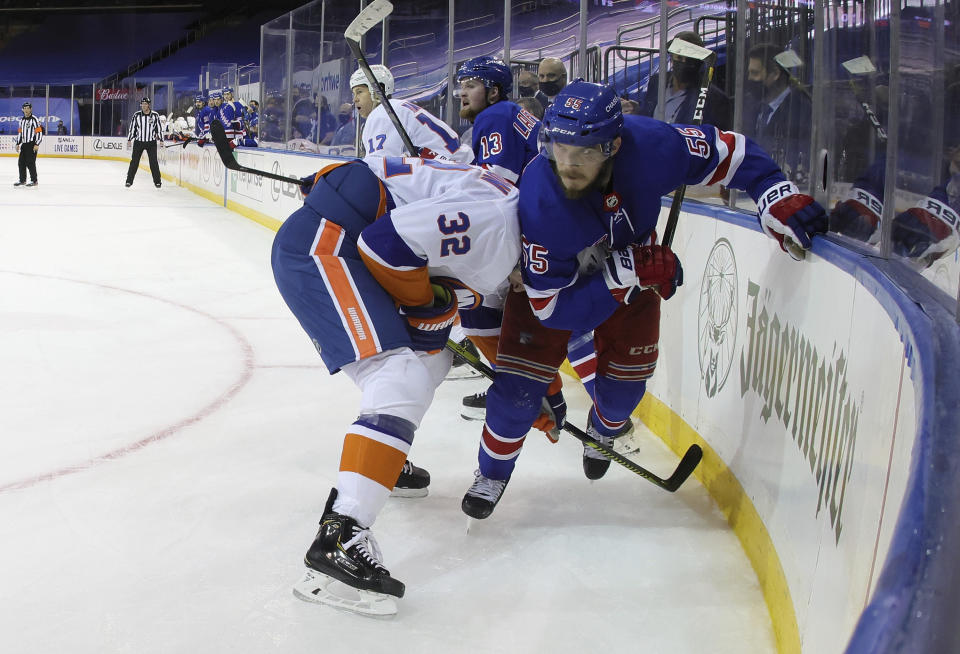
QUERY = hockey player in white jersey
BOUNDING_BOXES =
[350,64,473,162]
[274,154,560,616]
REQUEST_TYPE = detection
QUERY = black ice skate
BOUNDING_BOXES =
[582,416,634,480]
[292,488,404,617]
[390,459,430,498]
[445,337,483,380]
[461,469,510,519]
[13,181,25,187]
[460,389,487,421]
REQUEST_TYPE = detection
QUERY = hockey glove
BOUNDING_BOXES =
[603,244,683,302]
[532,391,567,444]
[830,188,883,244]
[400,278,459,353]
[891,197,960,267]
[757,182,828,260]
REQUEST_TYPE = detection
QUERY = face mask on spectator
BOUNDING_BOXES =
[539,80,562,97]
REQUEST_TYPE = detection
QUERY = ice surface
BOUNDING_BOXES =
[0,159,775,654]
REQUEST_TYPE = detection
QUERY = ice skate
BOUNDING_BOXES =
[390,459,430,498]
[460,389,487,421]
[583,416,634,480]
[293,488,404,617]
[461,469,510,519]
[445,337,483,380]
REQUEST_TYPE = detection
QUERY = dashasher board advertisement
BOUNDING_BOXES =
[650,206,915,653]
[88,137,130,158]
[227,148,339,220]
[0,98,81,137]
[41,136,83,157]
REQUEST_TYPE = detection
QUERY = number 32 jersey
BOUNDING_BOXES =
[362,99,474,163]
[358,155,519,308]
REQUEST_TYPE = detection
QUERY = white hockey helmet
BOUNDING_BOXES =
[187,116,196,128]
[349,64,394,97]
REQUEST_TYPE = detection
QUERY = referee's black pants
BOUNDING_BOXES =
[126,140,161,185]
[17,145,38,183]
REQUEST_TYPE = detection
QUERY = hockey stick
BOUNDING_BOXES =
[661,38,716,248]
[445,339,703,492]
[344,0,421,156]
[773,50,813,100]
[209,119,304,185]
[841,56,887,143]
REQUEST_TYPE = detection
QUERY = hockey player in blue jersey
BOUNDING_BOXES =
[195,90,220,142]
[221,87,246,145]
[461,80,828,519]
[455,55,597,441]
[457,55,540,185]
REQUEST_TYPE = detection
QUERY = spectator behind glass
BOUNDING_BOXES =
[316,94,337,145]
[517,70,538,98]
[620,97,641,115]
[637,31,732,130]
[331,103,357,147]
[536,57,567,110]
[745,42,813,183]
[56,120,67,135]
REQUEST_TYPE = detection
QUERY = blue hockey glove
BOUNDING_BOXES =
[400,278,459,353]
[757,182,828,260]
[532,391,567,443]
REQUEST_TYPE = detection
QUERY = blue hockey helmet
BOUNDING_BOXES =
[222,86,234,95]
[540,80,623,148]
[456,55,513,96]
[208,89,222,99]
[194,92,205,102]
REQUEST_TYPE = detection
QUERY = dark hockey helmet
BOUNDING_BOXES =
[140,97,151,104]
[21,101,31,108]
[456,56,513,96]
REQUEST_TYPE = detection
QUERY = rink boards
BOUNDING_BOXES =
[8,139,958,654]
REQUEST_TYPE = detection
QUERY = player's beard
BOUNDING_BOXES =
[459,102,482,121]
[550,157,615,200]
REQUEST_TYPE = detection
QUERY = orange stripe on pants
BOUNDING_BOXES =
[340,433,408,489]
[313,222,378,360]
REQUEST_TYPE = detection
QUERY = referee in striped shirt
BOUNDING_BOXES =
[125,97,163,188]
[13,101,42,187]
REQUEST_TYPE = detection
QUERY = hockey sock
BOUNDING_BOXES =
[335,414,414,526]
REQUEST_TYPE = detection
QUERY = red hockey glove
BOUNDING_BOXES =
[603,244,683,302]
[531,391,567,443]
[400,278,459,353]
[830,187,883,245]
[891,196,960,267]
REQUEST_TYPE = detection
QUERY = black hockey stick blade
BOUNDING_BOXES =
[209,119,303,185]
[444,338,702,491]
